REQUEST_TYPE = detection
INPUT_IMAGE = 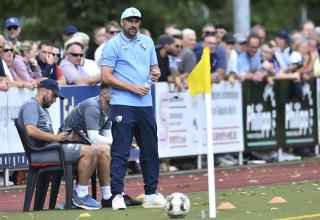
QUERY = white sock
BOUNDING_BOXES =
[101,185,112,200]
[76,185,88,198]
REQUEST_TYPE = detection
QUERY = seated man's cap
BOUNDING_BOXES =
[5,17,20,28]
[39,79,65,100]
[63,25,78,35]
[121,7,142,20]
[156,34,175,49]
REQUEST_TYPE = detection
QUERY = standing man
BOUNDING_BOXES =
[101,7,165,210]
[60,83,142,208]
[4,17,21,46]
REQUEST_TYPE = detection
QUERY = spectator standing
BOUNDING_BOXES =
[87,26,106,60]
[59,42,100,85]
[176,28,197,77]
[0,35,9,91]
[251,24,267,43]
[4,17,21,46]
[236,34,263,82]
[67,33,100,77]
[101,7,165,210]
[156,34,176,82]
[215,24,228,43]
[274,30,292,70]
[2,41,36,89]
[300,20,315,40]
[62,25,78,44]
[203,34,227,83]
[36,41,65,84]
[94,21,121,64]
[227,34,247,83]
[13,41,43,83]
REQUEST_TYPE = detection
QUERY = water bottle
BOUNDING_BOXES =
[143,79,153,89]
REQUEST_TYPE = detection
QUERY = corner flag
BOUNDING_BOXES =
[187,47,211,96]
[188,47,216,218]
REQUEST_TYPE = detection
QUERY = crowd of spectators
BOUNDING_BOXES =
[1,17,319,92]
[1,16,320,172]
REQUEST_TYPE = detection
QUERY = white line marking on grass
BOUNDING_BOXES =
[274,213,320,220]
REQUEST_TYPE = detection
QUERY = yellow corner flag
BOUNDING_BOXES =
[187,47,211,96]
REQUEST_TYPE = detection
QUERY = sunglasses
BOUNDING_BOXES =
[204,31,216,36]
[175,45,183,49]
[69,52,84,58]
[49,52,60,57]
[3,49,14,53]
[7,26,18,31]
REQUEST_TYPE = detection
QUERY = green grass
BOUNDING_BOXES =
[2,180,320,220]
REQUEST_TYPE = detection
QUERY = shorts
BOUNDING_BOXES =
[31,143,81,164]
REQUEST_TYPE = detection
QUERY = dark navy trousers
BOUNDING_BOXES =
[109,105,159,195]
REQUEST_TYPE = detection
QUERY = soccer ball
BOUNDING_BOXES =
[164,192,191,218]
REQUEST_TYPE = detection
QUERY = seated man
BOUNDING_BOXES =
[60,82,142,208]
[17,79,106,210]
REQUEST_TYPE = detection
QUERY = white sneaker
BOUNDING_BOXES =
[112,194,127,210]
[142,193,166,208]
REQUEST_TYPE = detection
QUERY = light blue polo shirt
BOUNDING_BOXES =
[101,32,158,106]
[237,50,261,74]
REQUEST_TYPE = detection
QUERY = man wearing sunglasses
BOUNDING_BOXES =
[60,42,101,85]
[4,17,21,46]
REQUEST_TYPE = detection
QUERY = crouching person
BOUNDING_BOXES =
[17,79,102,209]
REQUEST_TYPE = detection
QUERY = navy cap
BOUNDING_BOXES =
[121,7,142,20]
[39,79,65,100]
[275,30,291,44]
[63,25,78,35]
[156,34,175,49]
[5,17,20,28]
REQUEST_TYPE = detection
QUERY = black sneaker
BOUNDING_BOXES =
[101,194,142,208]
[101,197,113,207]
[123,194,142,206]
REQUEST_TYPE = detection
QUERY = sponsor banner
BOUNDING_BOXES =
[243,81,278,149]
[201,81,244,153]
[155,83,198,157]
[60,85,99,122]
[279,80,317,147]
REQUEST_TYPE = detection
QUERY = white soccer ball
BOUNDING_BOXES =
[164,192,191,218]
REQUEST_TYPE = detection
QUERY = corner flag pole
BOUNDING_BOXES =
[187,47,216,218]
[205,92,216,218]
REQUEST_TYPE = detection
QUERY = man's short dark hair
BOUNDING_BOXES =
[38,40,53,50]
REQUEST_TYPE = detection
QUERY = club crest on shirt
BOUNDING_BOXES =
[121,43,129,50]
[115,115,123,123]
[140,43,147,50]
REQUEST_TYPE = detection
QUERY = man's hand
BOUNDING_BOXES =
[46,53,55,65]
[131,84,150,96]
[150,66,161,82]
[55,132,69,142]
